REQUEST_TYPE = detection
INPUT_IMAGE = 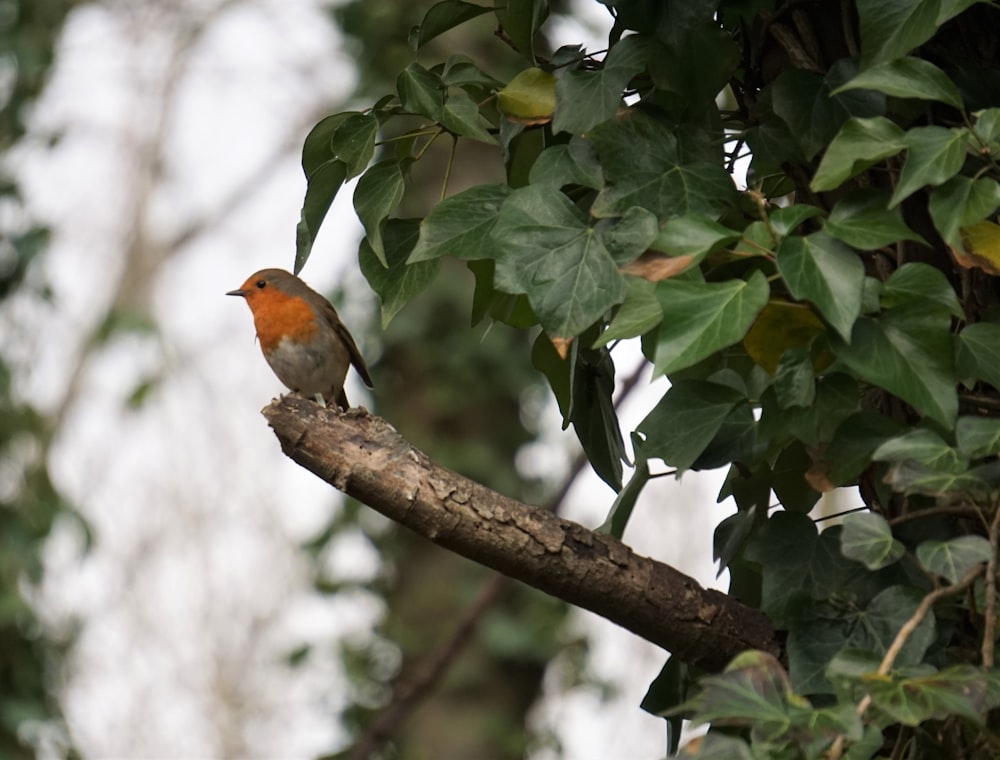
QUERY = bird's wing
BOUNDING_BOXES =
[320,301,374,388]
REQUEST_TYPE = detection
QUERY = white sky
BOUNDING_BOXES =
[11,1,757,758]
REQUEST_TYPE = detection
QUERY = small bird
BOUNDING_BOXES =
[227,268,373,409]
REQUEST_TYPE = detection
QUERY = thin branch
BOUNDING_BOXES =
[983,502,1000,669]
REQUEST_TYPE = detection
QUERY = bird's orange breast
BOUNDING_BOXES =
[247,290,319,352]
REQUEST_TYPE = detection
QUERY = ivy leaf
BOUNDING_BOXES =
[636,380,746,472]
[834,304,958,428]
[498,67,557,124]
[411,0,493,49]
[396,62,444,119]
[409,184,511,263]
[880,263,964,319]
[359,219,440,327]
[440,89,497,144]
[834,57,963,109]
[529,138,604,189]
[554,35,648,135]
[841,513,904,571]
[771,61,885,161]
[857,0,975,68]
[595,279,661,345]
[824,189,927,250]
[295,159,347,274]
[812,117,906,192]
[866,665,1000,727]
[495,0,549,59]
[955,323,1000,389]
[956,417,1000,458]
[491,184,627,339]
[890,126,970,208]
[653,271,770,375]
[848,586,935,666]
[777,232,865,342]
[929,176,1000,250]
[354,158,411,267]
[917,536,992,584]
[587,111,735,220]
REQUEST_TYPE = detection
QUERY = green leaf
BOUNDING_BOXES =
[409,184,511,263]
[812,117,907,192]
[880,262,964,318]
[771,442,821,512]
[529,139,603,189]
[440,89,497,144]
[411,0,492,49]
[917,536,992,583]
[491,184,627,339]
[677,651,793,736]
[598,457,650,538]
[873,429,967,473]
[329,112,379,179]
[848,586,935,666]
[824,189,927,250]
[295,159,347,274]
[497,66,556,122]
[890,126,970,207]
[772,347,815,410]
[570,342,626,490]
[867,665,999,727]
[468,259,536,327]
[771,61,885,161]
[834,57,964,109]
[823,411,906,487]
[652,271,770,375]
[777,232,865,342]
[929,176,1000,249]
[588,111,736,220]
[649,216,741,259]
[884,460,997,497]
[354,158,410,267]
[956,416,1000,458]
[396,62,444,119]
[359,219,440,327]
[636,380,746,472]
[955,323,1000,389]
[858,0,947,68]
[834,304,958,428]
[495,0,549,59]
[301,112,352,177]
[595,278,661,345]
[554,35,648,136]
[599,206,659,265]
[841,513,905,570]
[769,204,824,236]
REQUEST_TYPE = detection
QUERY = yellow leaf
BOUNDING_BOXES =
[498,67,556,125]
[743,300,827,374]
[954,219,1000,275]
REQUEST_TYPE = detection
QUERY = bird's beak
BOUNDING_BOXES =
[226,288,249,297]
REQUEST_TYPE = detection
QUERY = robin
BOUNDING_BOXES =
[227,268,373,409]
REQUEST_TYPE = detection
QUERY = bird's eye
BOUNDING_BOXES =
[256,280,267,289]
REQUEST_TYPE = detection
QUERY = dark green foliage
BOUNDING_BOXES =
[303,0,1000,756]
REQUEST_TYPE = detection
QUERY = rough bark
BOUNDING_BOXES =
[263,395,780,672]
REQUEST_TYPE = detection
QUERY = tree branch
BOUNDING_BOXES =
[263,396,780,672]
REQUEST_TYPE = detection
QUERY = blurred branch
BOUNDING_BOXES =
[263,396,780,672]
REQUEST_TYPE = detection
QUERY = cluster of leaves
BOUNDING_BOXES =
[296,0,1000,756]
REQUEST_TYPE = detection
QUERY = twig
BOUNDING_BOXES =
[826,563,985,759]
[983,502,1000,669]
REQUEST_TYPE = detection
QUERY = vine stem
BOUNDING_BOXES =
[982,501,1000,669]
[825,564,984,760]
